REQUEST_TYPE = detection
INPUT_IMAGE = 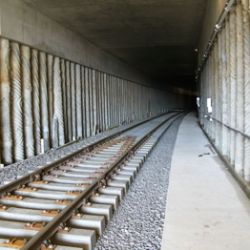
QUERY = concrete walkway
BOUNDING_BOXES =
[161,113,250,250]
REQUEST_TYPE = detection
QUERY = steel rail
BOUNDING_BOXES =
[22,112,184,250]
[0,112,175,194]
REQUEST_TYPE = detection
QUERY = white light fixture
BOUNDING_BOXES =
[207,98,213,114]
[196,97,200,108]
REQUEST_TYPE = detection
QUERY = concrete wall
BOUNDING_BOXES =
[198,0,250,195]
[198,0,226,64]
[0,35,178,165]
[0,0,188,165]
[0,0,151,85]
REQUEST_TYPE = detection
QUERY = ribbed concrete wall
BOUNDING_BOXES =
[199,0,250,193]
[0,36,182,165]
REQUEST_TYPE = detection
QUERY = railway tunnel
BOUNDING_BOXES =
[0,0,250,249]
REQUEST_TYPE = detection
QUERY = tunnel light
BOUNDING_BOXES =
[41,138,45,154]
[207,98,213,114]
[215,24,221,31]
[196,97,200,108]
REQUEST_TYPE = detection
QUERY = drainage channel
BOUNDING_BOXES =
[0,112,183,250]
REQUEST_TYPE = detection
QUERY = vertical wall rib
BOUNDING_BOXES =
[0,38,13,164]
[235,3,244,175]
[229,9,237,166]
[75,64,82,139]
[47,55,54,148]
[60,59,68,142]
[80,66,86,138]
[39,52,49,152]
[53,57,65,146]
[66,61,72,141]
[242,0,250,182]
[10,42,24,161]
[92,69,97,134]
[85,68,91,137]
[31,49,41,155]
[221,26,228,157]
[21,45,34,158]
[70,62,76,141]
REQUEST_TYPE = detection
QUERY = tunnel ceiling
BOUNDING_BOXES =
[22,0,207,90]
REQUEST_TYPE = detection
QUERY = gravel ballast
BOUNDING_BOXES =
[96,117,183,250]
[0,114,173,186]
[0,119,134,186]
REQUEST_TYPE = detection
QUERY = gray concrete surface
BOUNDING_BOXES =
[161,113,250,250]
[20,0,207,90]
[0,0,150,85]
[198,0,226,64]
[96,117,183,250]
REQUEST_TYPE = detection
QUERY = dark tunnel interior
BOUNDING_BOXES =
[21,0,207,92]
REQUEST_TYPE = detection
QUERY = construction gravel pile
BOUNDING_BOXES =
[96,117,182,250]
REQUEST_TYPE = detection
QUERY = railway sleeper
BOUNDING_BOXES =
[28,182,86,192]
[90,194,119,210]
[80,203,113,222]
[0,207,105,236]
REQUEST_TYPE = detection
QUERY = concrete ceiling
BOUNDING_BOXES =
[22,0,207,90]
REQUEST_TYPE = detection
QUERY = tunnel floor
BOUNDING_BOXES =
[162,113,250,250]
[95,116,183,250]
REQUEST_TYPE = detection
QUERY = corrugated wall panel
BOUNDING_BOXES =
[0,36,183,165]
[199,0,250,192]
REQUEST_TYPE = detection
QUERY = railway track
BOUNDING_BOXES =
[0,112,183,250]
